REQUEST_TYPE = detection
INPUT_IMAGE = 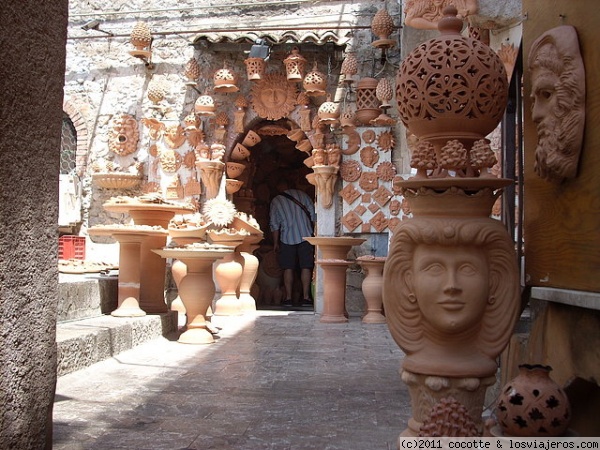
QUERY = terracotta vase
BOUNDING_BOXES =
[357,256,387,324]
[496,364,571,437]
[213,240,245,316]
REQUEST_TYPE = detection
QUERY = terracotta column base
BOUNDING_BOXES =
[317,260,351,323]
[399,369,496,437]
[112,296,146,317]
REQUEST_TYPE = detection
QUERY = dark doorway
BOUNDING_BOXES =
[232,120,315,309]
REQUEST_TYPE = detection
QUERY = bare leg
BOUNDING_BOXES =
[301,268,312,300]
[283,268,294,300]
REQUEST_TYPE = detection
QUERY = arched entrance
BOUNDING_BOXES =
[230,119,315,309]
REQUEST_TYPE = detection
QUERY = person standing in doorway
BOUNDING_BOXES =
[269,179,316,308]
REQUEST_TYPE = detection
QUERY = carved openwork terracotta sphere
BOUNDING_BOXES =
[396,6,508,149]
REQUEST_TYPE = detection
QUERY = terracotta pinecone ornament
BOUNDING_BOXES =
[130,22,152,51]
[419,397,479,437]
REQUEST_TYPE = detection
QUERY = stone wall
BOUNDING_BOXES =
[63,0,521,314]
[0,2,68,448]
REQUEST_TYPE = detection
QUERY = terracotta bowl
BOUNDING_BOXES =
[296,139,312,153]
[225,178,244,194]
[230,143,251,161]
[287,128,305,142]
[226,162,246,178]
[242,130,261,147]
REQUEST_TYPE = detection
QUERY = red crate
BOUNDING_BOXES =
[59,235,86,260]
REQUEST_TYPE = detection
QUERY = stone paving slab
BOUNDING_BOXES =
[53,311,410,450]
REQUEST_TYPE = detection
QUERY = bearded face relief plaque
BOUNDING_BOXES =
[528,26,585,183]
[250,72,298,121]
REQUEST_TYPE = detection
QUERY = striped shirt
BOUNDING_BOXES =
[269,189,316,245]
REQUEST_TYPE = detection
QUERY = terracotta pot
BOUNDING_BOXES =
[243,130,262,147]
[496,364,571,437]
[225,178,244,195]
[230,143,251,161]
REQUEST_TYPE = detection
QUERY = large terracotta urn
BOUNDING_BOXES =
[382,7,518,438]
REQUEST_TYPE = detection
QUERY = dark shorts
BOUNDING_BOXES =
[278,241,315,270]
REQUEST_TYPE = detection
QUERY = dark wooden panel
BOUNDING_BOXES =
[523,0,600,291]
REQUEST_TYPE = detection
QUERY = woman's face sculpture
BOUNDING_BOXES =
[411,244,489,335]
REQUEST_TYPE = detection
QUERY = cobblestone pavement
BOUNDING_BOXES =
[53,311,410,450]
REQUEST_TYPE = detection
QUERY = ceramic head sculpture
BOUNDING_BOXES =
[384,6,518,437]
[384,213,520,378]
[528,25,585,183]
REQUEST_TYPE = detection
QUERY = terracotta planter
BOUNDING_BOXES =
[357,256,387,324]
[243,130,262,147]
[92,173,142,190]
[225,162,246,179]
[230,143,251,161]
[225,178,244,195]
[496,364,571,437]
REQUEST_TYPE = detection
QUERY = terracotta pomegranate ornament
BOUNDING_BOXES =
[495,364,571,437]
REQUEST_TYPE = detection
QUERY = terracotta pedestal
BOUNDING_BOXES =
[303,236,366,260]
[153,247,233,344]
[89,227,168,317]
[213,239,245,316]
[103,202,193,314]
[400,370,496,437]
[317,260,352,323]
[357,256,387,324]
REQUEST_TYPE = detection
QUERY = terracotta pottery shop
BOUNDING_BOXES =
[3,0,600,446]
